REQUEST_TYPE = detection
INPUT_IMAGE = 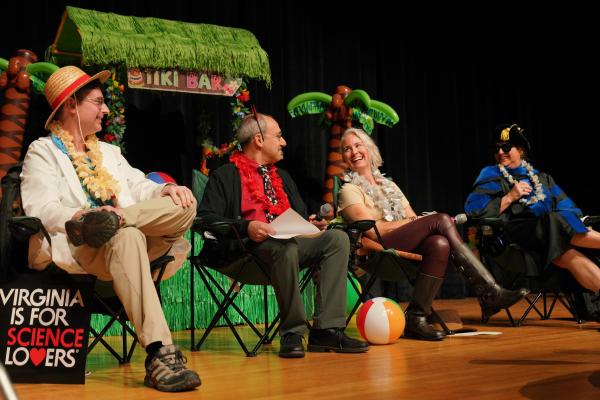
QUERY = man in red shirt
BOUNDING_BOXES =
[198,113,368,358]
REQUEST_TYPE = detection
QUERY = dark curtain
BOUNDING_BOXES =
[2,1,599,299]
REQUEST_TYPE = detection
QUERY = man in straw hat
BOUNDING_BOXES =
[20,65,201,392]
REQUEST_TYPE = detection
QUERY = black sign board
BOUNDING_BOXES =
[0,272,95,384]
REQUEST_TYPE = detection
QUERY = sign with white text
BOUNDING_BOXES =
[0,273,95,383]
[127,68,242,96]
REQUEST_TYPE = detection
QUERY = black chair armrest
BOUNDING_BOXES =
[193,217,241,237]
[468,217,504,227]
[192,217,248,255]
[347,220,376,232]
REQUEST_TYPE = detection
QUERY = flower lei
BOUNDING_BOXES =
[342,168,406,221]
[100,70,126,150]
[229,152,290,218]
[199,80,250,175]
[497,160,546,205]
[49,121,120,203]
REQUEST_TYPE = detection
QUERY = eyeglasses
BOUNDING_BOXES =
[494,142,514,153]
[250,104,264,141]
[85,97,106,107]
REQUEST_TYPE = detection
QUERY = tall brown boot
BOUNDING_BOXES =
[452,243,529,322]
[404,273,446,341]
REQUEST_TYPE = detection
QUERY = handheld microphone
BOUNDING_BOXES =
[316,203,333,221]
[581,215,600,227]
[453,213,468,225]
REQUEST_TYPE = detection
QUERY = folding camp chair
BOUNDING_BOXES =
[469,216,599,326]
[189,170,316,356]
[331,176,452,333]
[1,164,173,364]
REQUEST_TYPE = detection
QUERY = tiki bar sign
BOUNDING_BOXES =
[127,68,242,96]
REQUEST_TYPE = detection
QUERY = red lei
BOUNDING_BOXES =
[230,152,291,218]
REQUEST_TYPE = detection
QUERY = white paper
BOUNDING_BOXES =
[268,208,320,239]
[451,331,502,337]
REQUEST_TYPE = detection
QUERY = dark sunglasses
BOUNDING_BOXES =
[494,142,514,153]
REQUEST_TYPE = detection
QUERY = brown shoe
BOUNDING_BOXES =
[65,211,120,248]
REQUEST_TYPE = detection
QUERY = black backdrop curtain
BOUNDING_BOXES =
[2,1,599,299]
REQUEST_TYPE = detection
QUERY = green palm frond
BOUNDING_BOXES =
[367,100,399,127]
[26,62,59,94]
[352,110,374,134]
[344,89,371,108]
[287,92,332,118]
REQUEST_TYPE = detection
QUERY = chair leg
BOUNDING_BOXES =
[88,294,139,364]
[557,293,583,323]
[262,285,271,344]
[192,256,317,356]
[194,267,254,356]
[345,270,379,326]
[190,254,196,351]
[505,307,517,326]
[197,264,264,337]
[516,292,544,325]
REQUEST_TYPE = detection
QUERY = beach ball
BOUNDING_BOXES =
[346,276,362,315]
[146,171,176,184]
[356,297,405,344]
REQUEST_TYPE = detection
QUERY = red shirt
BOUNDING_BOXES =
[236,154,290,223]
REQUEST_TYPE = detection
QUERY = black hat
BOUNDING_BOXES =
[495,123,530,151]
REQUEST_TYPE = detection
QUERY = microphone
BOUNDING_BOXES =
[316,203,333,221]
[581,215,600,226]
[453,213,468,225]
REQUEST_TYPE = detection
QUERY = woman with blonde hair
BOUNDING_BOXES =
[337,128,528,340]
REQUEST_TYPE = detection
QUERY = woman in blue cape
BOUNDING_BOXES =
[465,124,600,292]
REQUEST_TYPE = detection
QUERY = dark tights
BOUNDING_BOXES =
[380,213,464,278]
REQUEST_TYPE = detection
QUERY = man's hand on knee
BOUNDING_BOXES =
[161,184,195,208]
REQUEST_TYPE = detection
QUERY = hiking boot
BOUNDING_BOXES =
[144,344,201,392]
[65,211,120,248]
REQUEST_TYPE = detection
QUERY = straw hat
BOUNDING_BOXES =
[44,66,111,130]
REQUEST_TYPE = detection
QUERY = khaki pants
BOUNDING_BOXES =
[74,196,196,347]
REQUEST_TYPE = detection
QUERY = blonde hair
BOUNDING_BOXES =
[340,128,383,169]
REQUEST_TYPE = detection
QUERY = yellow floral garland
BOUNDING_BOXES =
[49,121,120,203]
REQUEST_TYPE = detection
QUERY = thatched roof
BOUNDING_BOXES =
[50,6,271,84]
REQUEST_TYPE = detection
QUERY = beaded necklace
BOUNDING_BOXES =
[497,160,546,205]
[343,169,406,221]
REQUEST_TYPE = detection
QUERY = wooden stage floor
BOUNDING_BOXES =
[10,297,600,400]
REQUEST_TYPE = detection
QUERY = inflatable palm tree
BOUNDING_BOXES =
[0,51,57,197]
[287,85,399,204]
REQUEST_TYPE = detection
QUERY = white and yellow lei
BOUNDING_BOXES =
[49,121,120,203]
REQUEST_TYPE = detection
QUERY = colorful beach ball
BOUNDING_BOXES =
[356,297,405,345]
[146,171,176,184]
